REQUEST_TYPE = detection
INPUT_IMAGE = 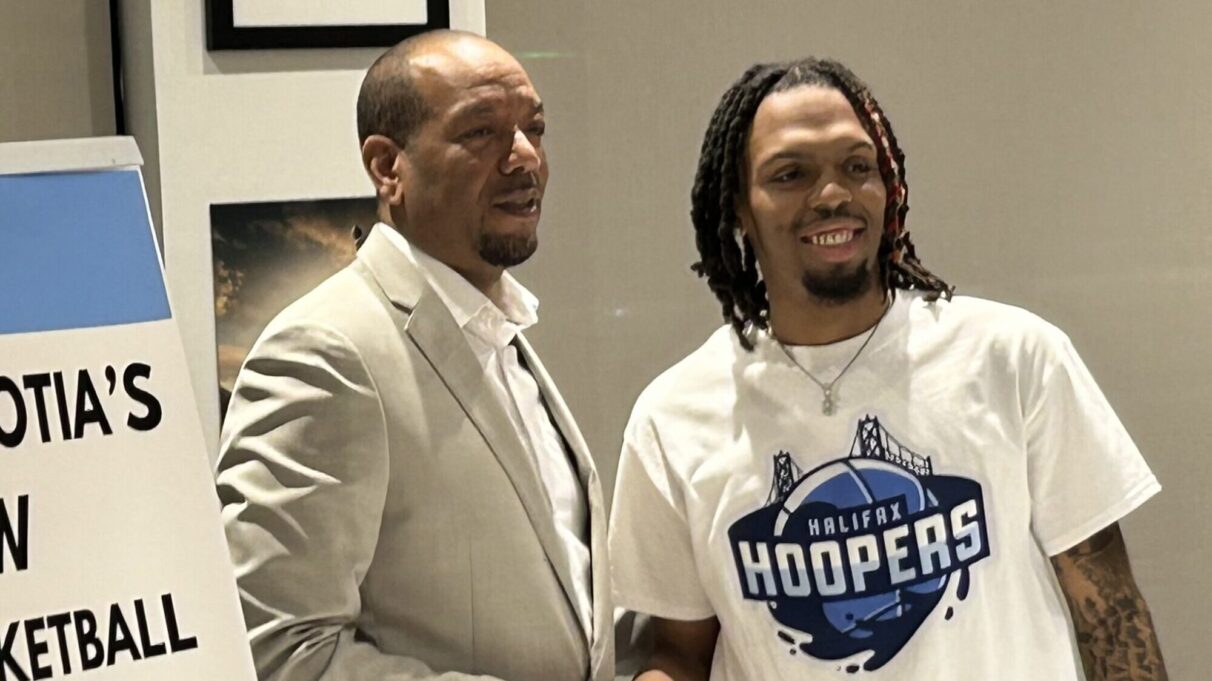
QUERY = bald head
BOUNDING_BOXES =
[356,30,518,148]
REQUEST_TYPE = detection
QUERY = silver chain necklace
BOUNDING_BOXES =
[775,301,891,416]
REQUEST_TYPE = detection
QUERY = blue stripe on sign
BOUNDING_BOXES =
[0,169,171,334]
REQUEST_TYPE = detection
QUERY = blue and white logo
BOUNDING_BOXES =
[728,416,990,672]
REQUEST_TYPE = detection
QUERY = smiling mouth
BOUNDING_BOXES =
[802,227,863,247]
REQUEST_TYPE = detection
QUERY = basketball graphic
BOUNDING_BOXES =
[729,416,990,671]
[777,458,949,639]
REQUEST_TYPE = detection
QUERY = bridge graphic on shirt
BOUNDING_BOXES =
[767,417,933,506]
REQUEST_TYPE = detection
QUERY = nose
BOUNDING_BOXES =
[812,173,853,214]
[501,128,541,175]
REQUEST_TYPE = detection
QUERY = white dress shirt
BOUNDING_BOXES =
[377,223,594,639]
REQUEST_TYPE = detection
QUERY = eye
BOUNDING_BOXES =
[460,127,494,141]
[770,167,801,183]
[527,120,546,137]
[847,158,876,176]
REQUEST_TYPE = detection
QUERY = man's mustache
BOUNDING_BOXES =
[497,173,542,196]
[803,205,866,227]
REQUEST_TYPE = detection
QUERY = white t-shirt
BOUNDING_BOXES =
[609,291,1159,680]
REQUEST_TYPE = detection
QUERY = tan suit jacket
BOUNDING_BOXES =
[216,224,614,681]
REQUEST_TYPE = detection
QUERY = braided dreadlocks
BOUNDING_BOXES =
[690,58,953,350]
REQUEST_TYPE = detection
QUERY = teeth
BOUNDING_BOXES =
[810,230,854,246]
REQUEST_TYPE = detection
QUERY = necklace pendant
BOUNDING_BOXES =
[822,388,835,416]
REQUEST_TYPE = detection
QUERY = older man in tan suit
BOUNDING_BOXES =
[215,30,614,681]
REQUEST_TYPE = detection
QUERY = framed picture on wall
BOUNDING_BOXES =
[209,197,376,420]
[206,0,451,50]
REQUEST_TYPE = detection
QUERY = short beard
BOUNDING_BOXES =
[801,260,875,305]
[477,232,538,268]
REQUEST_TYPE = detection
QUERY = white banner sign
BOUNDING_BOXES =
[0,138,256,680]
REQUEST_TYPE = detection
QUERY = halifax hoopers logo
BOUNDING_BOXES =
[727,416,990,672]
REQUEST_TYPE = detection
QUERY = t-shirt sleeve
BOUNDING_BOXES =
[1023,327,1161,556]
[609,409,716,621]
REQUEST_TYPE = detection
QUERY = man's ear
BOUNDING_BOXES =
[361,135,407,207]
[734,192,754,239]
[732,160,756,238]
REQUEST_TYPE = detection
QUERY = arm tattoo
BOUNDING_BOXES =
[1051,524,1168,680]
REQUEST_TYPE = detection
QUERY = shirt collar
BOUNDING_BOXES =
[375,222,539,348]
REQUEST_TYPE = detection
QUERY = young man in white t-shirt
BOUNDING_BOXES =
[608,58,1167,680]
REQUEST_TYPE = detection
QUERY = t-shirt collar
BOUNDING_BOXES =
[760,289,907,365]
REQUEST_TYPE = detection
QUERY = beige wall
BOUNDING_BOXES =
[491,1,1210,676]
[0,0,114,143]
[2,0,1207,675]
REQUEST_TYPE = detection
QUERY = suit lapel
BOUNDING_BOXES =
[516,335,613,674]
[405,291,555,520]
[356,226,590,651]
[515,335,596,482]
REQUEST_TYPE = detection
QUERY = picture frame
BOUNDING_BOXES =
[206,0,451,50]
[209,196,376,420]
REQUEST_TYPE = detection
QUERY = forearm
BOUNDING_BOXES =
[633,616,717,681]
[1053,526,1167,680]
[253,625,503,681]
[1065,588,1166,681]
[635,653,711,681]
